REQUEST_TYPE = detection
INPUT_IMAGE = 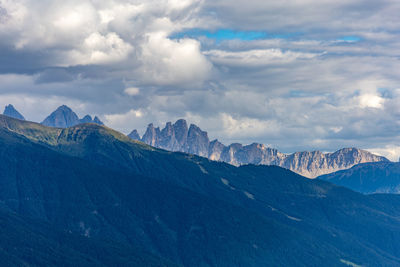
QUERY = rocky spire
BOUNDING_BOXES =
[128,119,389,178]
[3,104,25,120]
[141,123,160,147]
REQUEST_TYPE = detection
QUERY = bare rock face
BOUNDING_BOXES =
[220,143,243,166]
[173,119,189,150]
[282,148,389,178]
[186,124,210,157]
[208,139,225,161]
[159,122,178,150]
[130,119,389,178]
[141,123,160,147]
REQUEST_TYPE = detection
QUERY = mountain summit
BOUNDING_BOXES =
[129,119,389,177]
[41,105,104,128]
[3,104,25,120]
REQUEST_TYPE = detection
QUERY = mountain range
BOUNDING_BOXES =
[2,104,104,128]
[3,104,387,178]
[41,105,104,127]
[129,120,389,178]
[1,114,400,266]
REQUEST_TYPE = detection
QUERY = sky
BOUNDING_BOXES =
[0,0,399,160]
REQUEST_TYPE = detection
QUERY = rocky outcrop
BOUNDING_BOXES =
[186,124,209,157]
[3,104,25,120]
[141,123,161,147]
[41,105,103,128]
[129,119,389,178]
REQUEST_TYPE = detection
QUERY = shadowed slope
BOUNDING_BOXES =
[319,161,400,194]
[1,115,400,266]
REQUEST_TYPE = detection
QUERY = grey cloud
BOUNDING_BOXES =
[0,0,399,161]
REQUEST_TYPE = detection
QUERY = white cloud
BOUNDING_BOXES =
[137,32,212,86]
[205,49,319,67]
[0,0,212,85]
[358,94,385,109]
[124,87,140,96]
[104,109,145,132]
[220,113,281,139]
[369,146,400,162]
[66,32,133,65]
[0,0,400,156]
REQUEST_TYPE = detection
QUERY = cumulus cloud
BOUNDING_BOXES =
[124,87,140,96]
[0,0,399,161]
[358,94,385,109]
[0,0,211,85]
[137,32,212,86]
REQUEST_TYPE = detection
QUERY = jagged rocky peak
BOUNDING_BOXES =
[208,139,225,160]
[328,147,386,163]
[41,105,104,128]
[138,119,191,151]
[173,119,189,145]
[3,104,25,120]
[142,123,161,146]
[159,122,175,148]
[128,119,389,178]
[283,147,390,178]
[187,124,210,157]
[128,129,141,140]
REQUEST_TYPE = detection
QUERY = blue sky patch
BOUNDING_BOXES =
[171,29,268,41]
[339,36,361,42]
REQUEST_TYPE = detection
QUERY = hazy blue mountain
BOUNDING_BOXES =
[92,116,104,125]
[128,129,141,140]
[318,161,400,194]
[129,119,388,177]
[80,114,94,123]
[1,114,400,266]
[41,105,103,127]
[80,114,104,125]
[3,104,25,120]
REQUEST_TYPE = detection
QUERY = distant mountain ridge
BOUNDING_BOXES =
[129,119,389,178]
[41,105,103,128]
[2,104,25,120]
[318,161,400,194]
